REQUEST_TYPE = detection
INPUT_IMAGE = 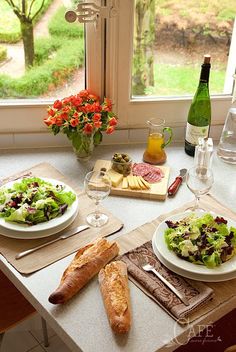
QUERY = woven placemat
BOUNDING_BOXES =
[115,194,236,324]
[0,163,123,274]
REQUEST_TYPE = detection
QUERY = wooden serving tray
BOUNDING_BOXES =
[93,160,170,200]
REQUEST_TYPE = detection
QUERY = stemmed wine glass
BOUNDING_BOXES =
[84,170,111,227]
[185,166,214,211]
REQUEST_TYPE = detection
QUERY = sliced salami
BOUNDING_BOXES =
[143,171,162,183]
[132,163,152,177]
[132,163,164,183]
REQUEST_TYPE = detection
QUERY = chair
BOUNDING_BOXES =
[0,270,49,349]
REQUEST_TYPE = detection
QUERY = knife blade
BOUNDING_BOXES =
[103,223,124,237]
[15,224,90,260]
[168,168,187,197]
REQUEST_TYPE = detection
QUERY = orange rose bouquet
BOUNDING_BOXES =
[44,90,118,160]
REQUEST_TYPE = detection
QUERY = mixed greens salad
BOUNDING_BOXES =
[164,213,236,268]
[0,177,76,226]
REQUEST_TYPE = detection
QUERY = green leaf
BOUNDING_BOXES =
[52,125,60,135]
[93,130,102,145]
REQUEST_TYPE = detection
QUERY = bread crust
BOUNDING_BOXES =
[98,261,131,334]
[49,238,119,304]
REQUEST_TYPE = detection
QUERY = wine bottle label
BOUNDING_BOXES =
[185,123,209,145]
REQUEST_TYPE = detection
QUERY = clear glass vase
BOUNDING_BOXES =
[72,133,95,162]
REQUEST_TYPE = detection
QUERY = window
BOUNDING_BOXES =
[0,0,85,100]
[0,0,235,136]
[0,0,103,133]
[131,0,235,97]
[110,0,235,128]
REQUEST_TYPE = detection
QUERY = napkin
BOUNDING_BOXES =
[119,241,214,323]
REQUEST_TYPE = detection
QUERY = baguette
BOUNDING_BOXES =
[49,238,119,304]
[98,261,131,334]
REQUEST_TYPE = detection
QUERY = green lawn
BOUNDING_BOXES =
[144,63,226,96]
[132,0,233,96]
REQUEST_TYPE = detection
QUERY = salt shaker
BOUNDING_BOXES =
[194,137,213,169]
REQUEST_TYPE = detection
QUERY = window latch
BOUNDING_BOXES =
[65,2,118,24]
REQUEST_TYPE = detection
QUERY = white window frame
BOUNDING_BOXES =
[106,0,234,129]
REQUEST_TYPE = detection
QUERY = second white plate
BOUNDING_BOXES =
[152,239,236,282]
[152,210,236,279]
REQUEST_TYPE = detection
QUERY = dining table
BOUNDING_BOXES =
[0,142,236,352]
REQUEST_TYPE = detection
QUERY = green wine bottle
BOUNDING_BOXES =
[185,55,211,156]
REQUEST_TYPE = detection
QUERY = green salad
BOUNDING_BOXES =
[164,213,236,268]
[0,177,76,225]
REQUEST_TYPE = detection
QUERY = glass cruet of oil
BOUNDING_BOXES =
[143,118,173,164]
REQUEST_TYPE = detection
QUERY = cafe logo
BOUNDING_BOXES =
[166,317,222,348]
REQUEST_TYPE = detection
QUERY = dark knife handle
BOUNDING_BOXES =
[168,176,183,196]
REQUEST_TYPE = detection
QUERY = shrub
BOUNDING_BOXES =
[48,6,84,38]
[0,45,7,63]
[0,38,84,98]
[0,4,84,98]
[0,32,22,44]
[34,37,63,65]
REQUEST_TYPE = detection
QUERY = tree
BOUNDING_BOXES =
[132,0,156,95]
[4,0,45,68]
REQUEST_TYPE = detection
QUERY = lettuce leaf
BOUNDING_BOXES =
[164,213,236,268]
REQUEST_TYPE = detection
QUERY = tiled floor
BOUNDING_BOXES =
[1,314,72,352]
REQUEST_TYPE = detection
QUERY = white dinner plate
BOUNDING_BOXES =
[0,177,79,239]
[152,239,236,282]
[152,210,236,279]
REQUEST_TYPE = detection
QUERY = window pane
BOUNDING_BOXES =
[132,0,236,97]
[0,0,85,100]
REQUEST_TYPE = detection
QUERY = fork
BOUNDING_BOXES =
[142,263,190,306]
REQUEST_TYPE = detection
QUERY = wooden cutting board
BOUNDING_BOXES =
[93,160,170,200]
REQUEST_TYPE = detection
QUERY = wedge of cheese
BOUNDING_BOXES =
[122,177,128,189]
[127,175,135,189]
[107,169,123,187]
[139,176,151,190]
[136,176,147,190]
[126,175,150,190]
[133,176,141,189]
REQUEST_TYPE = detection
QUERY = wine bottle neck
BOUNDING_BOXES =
[199,63,211,84]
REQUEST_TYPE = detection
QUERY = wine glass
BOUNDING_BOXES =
[84,170,111,227]
[185,166,214,211]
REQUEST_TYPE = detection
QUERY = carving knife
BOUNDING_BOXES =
[15,224,90,260]
[168,168,187,197]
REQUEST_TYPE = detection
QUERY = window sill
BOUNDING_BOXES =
[0,125,223,150]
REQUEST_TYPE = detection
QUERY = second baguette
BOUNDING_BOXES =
[49,237,119,304]
[98,260,131,334]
